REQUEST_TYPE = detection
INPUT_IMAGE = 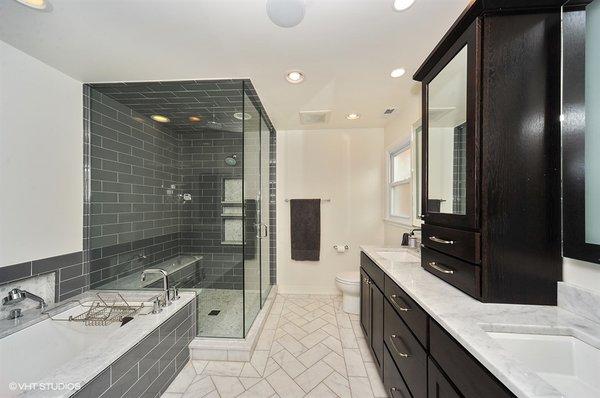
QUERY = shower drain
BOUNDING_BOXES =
[208,310,221,316]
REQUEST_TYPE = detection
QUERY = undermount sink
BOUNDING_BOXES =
[376,250,419,262]
[487,332,600,397]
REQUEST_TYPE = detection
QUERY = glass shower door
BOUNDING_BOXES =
[243,91,261,335]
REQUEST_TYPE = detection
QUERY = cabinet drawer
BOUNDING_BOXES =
[383,345,413,398]
[384,300,427,398]
[430,320,516,398]
[421,247,481,299]
[422,224,481,264]
[361,252,385,290]
[384,275,428,348]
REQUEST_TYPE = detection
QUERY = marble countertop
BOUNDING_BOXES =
[19,290,196,398]
[360,246,600,398]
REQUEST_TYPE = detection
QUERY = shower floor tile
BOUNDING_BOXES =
[196,288,261,338]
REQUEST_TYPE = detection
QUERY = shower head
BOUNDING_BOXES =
[225,154,237,166]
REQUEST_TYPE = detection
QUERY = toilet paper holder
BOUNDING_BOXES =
[333,245,349,251]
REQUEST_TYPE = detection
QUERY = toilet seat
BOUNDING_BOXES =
[335,271,360,285]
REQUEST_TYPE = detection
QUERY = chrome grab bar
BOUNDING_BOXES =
[428,261,455,274]
[389,334,411,358]
[389,294,411,312]
[429,236,455,245]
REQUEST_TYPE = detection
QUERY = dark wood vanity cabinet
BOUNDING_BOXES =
[415,0,564,305]
[360,251,516,398]
[360,253,384,373]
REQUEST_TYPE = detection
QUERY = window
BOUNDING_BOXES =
[385,121,423,227]
[412,124,423,225]
[388,143,412,221]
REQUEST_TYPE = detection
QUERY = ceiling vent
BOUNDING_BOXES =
[383,108,395,116]
[299,110,332,125]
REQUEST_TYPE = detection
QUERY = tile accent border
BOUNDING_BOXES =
[0,251,87,302]
[558,281,600,324]
[74,298,196,398]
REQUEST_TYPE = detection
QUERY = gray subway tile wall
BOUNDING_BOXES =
[0,80,276,307]
[73,298,196,398]
[0,251,86,301]
[86,80,276,291]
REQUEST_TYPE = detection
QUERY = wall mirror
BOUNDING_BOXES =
[426,46,468,215]
[562,0,600,264]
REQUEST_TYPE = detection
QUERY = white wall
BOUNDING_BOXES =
[0,40,83,266]
[276,128,385,294]
[384,85,422,246]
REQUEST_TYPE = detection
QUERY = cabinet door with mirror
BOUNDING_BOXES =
[563,0,600,264]
[422,20,480,229]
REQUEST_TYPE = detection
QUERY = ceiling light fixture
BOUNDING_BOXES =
[286,71,305,84]
[390,68,406,78]
[393,0,415,11]
[346,113,360,120]
[151,115,170,123]
[189,116,202,122]
[14,0,47,9]
[233,112,252,120]
[266,0,306,28]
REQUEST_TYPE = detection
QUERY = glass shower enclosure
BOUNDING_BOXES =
[84,80,274,338]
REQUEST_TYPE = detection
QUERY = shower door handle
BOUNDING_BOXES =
[260,223,269,238]
[254,223,268,238]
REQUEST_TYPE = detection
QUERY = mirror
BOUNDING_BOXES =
[562,0,600,264]
[584,0,600,245]
[427,46,468,215]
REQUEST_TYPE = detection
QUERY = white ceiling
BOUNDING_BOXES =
[0,0,469,130]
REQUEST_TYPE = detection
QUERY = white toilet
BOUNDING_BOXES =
[335,271,360,314]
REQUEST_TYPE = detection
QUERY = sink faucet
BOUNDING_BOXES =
[2,288,47,318]
[141,268,171,307]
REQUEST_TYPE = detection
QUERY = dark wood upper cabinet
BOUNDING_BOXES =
[562,0,600,265]
[415,0,564,305]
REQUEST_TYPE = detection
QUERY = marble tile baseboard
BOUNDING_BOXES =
[558,281,600,325]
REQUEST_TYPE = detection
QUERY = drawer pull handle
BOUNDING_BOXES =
[390,294,411,312]
[428,261,455,274]
[390,387,407,398]
[390,334,411,358]
[429,236,455,245]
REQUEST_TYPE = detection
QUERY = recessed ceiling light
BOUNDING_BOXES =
[189,116,202,122]
[233,112,252,120]
[393,0,415,11]
[151,115,170,123]
[286,71,305,84]
[390,68,406,78]
[346,113,360,120]
[14,0,47,9]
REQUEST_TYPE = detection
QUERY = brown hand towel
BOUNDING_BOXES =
[290,199,321,261]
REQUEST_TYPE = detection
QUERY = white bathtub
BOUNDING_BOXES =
[0,291,195,397]
[0,305,122,395]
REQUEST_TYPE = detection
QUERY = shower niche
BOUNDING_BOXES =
[84,79,275,338]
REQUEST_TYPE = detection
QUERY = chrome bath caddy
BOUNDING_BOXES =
[66,292,144,326]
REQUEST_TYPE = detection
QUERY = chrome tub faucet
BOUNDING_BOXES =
[141,268,171,307]
[2,288,47,319]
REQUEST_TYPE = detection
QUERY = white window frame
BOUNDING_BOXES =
[384,120,423,228]
[385,140,412,225]
[411,121,423,227]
